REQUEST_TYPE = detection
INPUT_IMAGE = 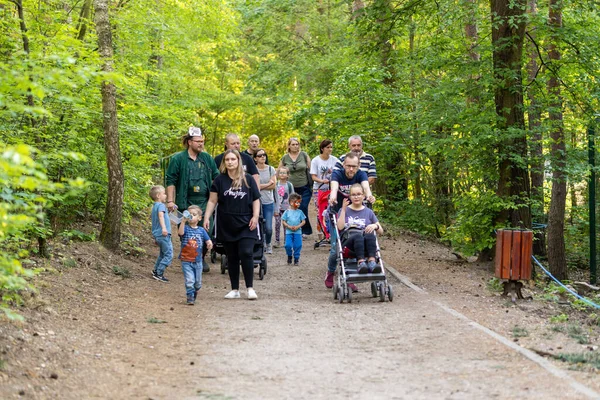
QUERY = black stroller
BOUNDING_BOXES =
[213,206,268,280]
[329,210,393,303]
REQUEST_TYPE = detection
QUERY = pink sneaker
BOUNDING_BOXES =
[325,271,334,288]
[348,283,359,293]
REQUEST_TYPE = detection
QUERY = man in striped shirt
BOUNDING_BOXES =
[336,135,377,185]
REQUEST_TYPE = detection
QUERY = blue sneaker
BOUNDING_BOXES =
[153,274,169,283]
[187,295,195,305]
[368,260,382,274]
[358,261,368,274]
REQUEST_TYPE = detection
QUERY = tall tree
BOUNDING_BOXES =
[526,0,544,221]
[546,0,567,280]
[95,0,124,250]
[490,0,531,229]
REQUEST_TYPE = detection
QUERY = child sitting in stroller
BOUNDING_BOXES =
[336,184,383,274]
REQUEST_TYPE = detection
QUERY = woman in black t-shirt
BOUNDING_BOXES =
[204,150,261,300]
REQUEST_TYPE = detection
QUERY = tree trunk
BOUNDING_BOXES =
[95,0,124,251]
[546,0,567,280]
[490,0,531,229]
[409,17,421,199]
[526,0,544,224]
[76,0,93,41]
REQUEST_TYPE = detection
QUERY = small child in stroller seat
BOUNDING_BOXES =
[337,184,383,274]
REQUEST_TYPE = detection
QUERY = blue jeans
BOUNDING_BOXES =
[154,235,173,275]
[262,202,274,245]
[181,261,202,297]
[285,233,303,260]
[327,217,338,273]
[294,185,313,235]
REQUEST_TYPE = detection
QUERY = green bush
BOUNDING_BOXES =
[0,144,83,320]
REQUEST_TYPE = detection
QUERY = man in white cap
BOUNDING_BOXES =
[166,127,219,271]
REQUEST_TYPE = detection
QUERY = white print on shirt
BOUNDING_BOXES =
[224,188,248,199]
[347,215,366,229]
[339,184,352,195]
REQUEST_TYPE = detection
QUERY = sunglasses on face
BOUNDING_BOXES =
[256,154,266,157]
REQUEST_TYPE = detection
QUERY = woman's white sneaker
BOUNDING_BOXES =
[247,288,258,300]
[224,290,240,299]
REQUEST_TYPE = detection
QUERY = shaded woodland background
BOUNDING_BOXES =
[2,0,600,317]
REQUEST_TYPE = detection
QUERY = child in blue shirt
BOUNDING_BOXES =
[281,193,306,266]
[178,205,213,305]
[150,185,172,283]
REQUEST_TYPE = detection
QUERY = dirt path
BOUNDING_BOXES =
[2,214,600,399]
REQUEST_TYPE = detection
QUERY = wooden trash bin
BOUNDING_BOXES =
[494,229,533,301]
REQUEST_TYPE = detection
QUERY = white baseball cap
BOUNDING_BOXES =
[188,127,202,137]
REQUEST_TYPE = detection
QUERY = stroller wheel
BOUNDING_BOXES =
[210,250,217,264]
[338,285,344,304]
[388,284,394,302]
[259,256,267,280]
[220,255,227,274]
[314,242,319,250]
[347,286,352,303]
[371,282,378,298]
[333,283,338,300]
[379,283,386,302]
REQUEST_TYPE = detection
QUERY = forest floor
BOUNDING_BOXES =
[1,207,600,399]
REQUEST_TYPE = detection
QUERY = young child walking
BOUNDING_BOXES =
[281,193,306,265]
[274,166,294,248]
[149,185,172,282]
[337,184,383,274]
[178,205,213,305]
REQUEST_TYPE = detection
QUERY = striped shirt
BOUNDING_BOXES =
[336,152,377,180]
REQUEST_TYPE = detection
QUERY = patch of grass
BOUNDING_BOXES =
[0,359,5,370]
[567,324,590,344]
[556,352,600,370]
[147,317,167,324]
[59,229,95,242]
[486,277,503,292]
[62,257,77,269]
[122,232,146,257]
[512,325,529,338]
[549,314,569,323]
[112,266,131,278]
[549,325,565,333]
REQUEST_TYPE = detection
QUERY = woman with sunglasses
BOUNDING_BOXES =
[254,148,277,253]
[278,138,313,238]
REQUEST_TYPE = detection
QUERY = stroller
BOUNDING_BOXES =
[313,189,331,249]
[329,209,393,303]
[212,206,268,280]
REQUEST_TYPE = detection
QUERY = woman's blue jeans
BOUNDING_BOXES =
[262,202,274,245]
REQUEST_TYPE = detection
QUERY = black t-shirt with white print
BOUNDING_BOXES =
[210,173,260,242]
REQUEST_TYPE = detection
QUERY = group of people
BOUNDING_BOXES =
[149,127,381,304]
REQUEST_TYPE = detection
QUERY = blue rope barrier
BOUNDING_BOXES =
[532,255,600,310]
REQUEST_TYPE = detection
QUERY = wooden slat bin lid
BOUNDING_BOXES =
[494,229,533,280]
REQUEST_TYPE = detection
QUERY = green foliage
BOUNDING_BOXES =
[59,230,96,243]
[443,191,508,256]
[487,278,504,293]
[147,317,167,324]
[550,314,569,323]
[0,146,49,319]
[379,199,439,237]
